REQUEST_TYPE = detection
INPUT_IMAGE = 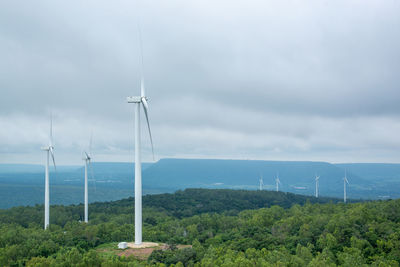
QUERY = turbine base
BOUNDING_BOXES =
[126,242,159,249]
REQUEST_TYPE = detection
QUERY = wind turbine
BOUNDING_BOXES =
[343,170,349,203]
[40,117,56,230]
[126,25,155,245]
[315,175,320,198]
[83,135,93,223]
[259,175,264,191]
[275,173,281,192]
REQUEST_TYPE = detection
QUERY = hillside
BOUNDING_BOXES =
[0,189,399,266]
[92,188,342,219]
[0,189,342,226]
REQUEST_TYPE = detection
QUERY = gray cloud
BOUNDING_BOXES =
[1,0,400,164]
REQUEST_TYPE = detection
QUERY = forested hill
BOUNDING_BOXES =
[0,189,399,266]
[0,189,342,226]
[121,188,342,218]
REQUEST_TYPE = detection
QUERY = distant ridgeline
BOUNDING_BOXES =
[142,159,400,200]
[0,162,157,209]
[1,159,400,208]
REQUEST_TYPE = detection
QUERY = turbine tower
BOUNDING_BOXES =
[126,26,154,245]
[259,175,263,191]
[343,171,349,203]
[83,135,93,223]
[315,175,320,198]
[275,173,281,192]
[41,117,56,230]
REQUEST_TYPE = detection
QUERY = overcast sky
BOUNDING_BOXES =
[1,0,400,165]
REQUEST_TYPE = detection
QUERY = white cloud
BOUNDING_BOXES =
[0,0,400,164]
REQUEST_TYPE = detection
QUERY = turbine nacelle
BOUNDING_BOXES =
[83,152,91,161]
[127,96,147,103]
[127,93,154,160]
[41,146,52,151]
[42,146,56,170]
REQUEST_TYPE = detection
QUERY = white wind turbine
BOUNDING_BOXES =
[126,26,155,245]
[259,175,264,191]
[315,174,320,198]
[275,173,281,192]
[83,135,93,223]
[343,170,349,203]
[40,117,56,230]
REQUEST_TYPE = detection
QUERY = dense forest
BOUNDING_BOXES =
[0,189,399,266]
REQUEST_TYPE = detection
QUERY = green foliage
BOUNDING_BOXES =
[148,247,196,266]
[0,189,399,266]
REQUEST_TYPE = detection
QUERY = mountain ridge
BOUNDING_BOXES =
[0,159,399,209]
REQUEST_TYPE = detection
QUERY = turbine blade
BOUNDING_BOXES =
[141,98,154,160]
[89,132,93,157]
[141,78,145,98]
[49,114,53,146]
[50,148,56,170]
[89,160,96,193]
[138,22,145,97]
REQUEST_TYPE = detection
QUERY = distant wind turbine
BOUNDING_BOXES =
[83,134,93,223]
[343,170,349,203]
[259,175,264,191]
[126,24,155,245]
[315,175,320,198]
[275,173,281,192]
[40,116,56,230]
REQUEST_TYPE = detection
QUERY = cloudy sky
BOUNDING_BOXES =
[1,0,400,164]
